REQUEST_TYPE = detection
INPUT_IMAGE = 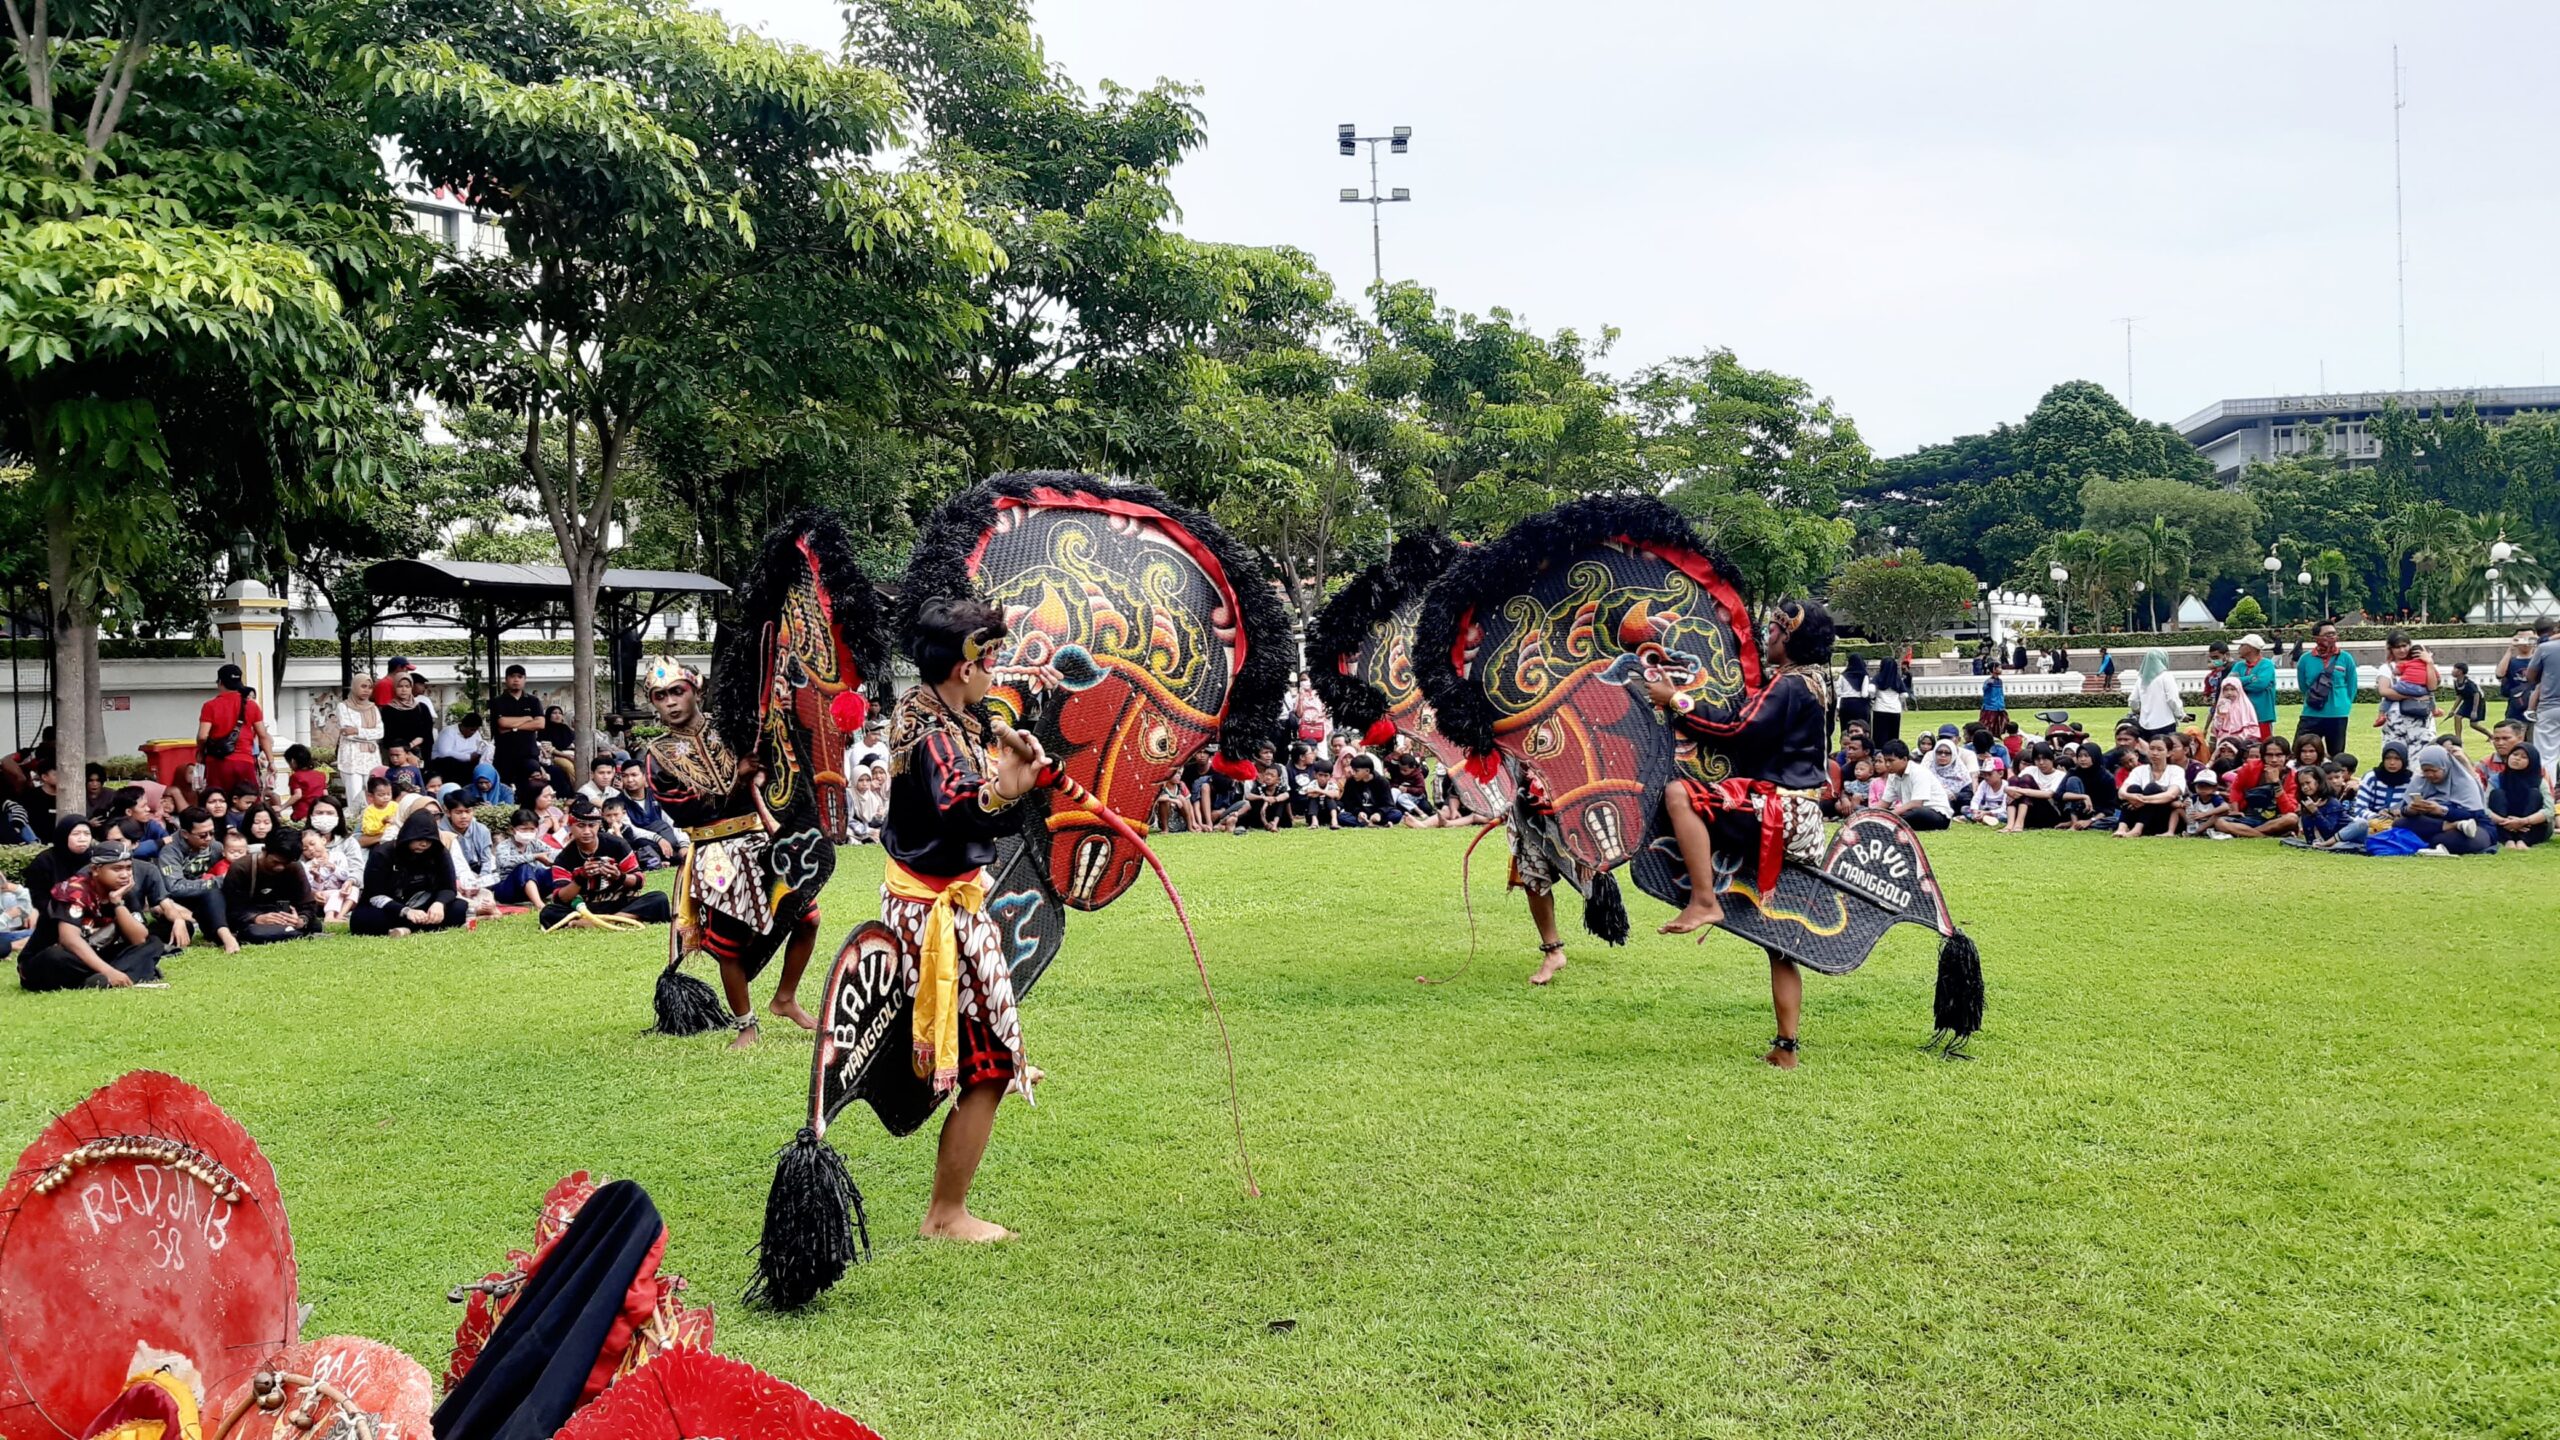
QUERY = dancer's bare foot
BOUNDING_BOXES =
[1764,1045,1800,1070]
[726,1022,759,1052]
[1530,946,1568,985]
[768,995,818,1032]
[1660,898,1724,935]
[919,1209,1015,1243]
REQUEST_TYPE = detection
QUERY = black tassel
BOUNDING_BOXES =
[1927,929,1985,1060]
[745,1127,868,1311]
[651,963,730,1037]
[1581,871,1630,946]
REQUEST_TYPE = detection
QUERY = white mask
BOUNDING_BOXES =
[309,813,338,835]
[514,830,536,847]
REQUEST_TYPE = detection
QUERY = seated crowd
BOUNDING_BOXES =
[1829,711,2548,856]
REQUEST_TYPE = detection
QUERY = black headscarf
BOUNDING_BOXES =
[1874,657,1902,692]
[2493,745,2546,816]
[1843,654,1869,686]
[363,809,455,902]
[2073,744,2120,810]
[23,815,92,902]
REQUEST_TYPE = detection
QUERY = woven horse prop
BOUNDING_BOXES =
[748,472,1289,1311]
[650,511,888,1035]
[0,1071,878,1440]
[1307,530,1628,953]
[1414,495,1985,1056]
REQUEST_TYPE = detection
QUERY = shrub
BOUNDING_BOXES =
[2222,596,2267,630]
[0,843,40,878]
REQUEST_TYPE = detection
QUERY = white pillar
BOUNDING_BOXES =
[212,579,286,739]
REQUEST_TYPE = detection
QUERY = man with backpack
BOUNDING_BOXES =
[2294,622,2358,756]
[195,664,275,795]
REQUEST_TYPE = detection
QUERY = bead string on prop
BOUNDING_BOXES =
[30,1134,246,1203]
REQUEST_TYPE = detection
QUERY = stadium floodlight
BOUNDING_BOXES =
[1334,123,1416,285]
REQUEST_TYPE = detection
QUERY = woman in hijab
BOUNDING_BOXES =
[1869,657,1906,747]
[335,677,384,809]
[1836,655,1874,744]
[23,816,93,902]
[378,670,438,766]
[2394,743,2493,854]
[224,823,322,943]
[539,705,580,794]
[349,809,467,935]
[1925,735,1975,812]
[2206,671,2257,751]
[2072,742,2123,830]
[2330,740,2415,849]
[2131,648,2182,740]
[2486,745,2552,849]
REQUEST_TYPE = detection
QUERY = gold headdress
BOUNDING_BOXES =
[644,656,701,697]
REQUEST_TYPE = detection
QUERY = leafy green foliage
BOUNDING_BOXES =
[2223,594,2267,629]
[1827,549,1979,645]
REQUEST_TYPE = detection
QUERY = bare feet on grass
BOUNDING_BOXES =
[769,995,818,1032]
[919,1208,1015,1243]
[1764,1045,1800,1070]
[1530,947,1568,986]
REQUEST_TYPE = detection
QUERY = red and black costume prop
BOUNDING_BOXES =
[750,471,1286,1311]
[1308,532,1626,946]
[1415,494,1985,1055]
[648,511,887,1036]
[2,1072,879,1440]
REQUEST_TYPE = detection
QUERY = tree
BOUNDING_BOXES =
[2078,476,2260,592]
[1337,282,1640,536]
[2241,446,2387,617]
[2392,501,2471,621]
[4,2,425,784]
[2121,512,2192,630]
[2223,595,2267,630]
[1670,487,1853,605]
[356,0,996,772]
[1624,349,1871,513]
[1826,550,1978,648]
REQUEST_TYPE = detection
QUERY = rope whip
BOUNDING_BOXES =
[1417,816,1506,986]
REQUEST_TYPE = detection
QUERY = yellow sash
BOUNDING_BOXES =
[884,858,986,1091]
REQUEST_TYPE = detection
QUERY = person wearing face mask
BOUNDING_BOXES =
[491,806,558,906]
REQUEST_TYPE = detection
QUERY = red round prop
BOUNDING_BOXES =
[211,1337,433,1440]
[0,1072,298,1440]
[554,1348,882,1440]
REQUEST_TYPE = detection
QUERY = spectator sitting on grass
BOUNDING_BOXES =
[350,810,466,936]
[2180,771,2233,837]
[20,839,164,991]
[2001,746,2077,831]
[1338,754,1399,828]
[2394,744,2494,855]
[299,823,358,922]
[2292,766,2353,845]
[224,823,321,944]
[2070,743,2121,830]
[1963,758,2010,825]
[614,766,687,862]
[1874,740,1953,831]
[538,797,672,927]
[0,870,33,951]
[1241,764,1292,832]
[579,756,621,807]
[2112,738,2186,837]
[282,745,328,820]
[2486,744,2550,849]
[1926,736,1975,813]
[443,798,500,913]
[492,807,556,905]
[1289,742,1339,830]
[155,806,238,951]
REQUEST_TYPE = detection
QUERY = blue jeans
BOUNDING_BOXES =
[491,862,554,905]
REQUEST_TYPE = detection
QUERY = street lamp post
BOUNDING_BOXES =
[1336,123,1412,288]
[2263,548,2283,622]
[2050,563,2071,636]
[2133,578,2147,632]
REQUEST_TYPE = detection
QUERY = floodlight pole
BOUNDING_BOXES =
[1337,124,1412,288]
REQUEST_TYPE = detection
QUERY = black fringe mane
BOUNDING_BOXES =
[1414,495,1748,757]
[898,471,1292,761]
[713,508,893,748]
[1304,529,1461,736]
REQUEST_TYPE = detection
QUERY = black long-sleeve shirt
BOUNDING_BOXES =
[884,712,1017,879]
[1670,671,1829,791]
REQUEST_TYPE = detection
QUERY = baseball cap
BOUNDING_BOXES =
[216,663,243,689]
[387,656,413,671]
[2237,633,2268,651]
[85,840,131,866]
[566,796,601,822]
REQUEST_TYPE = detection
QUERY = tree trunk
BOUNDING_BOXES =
[80,621,103,756]
[45,501,91,790]
[566,559,600,779]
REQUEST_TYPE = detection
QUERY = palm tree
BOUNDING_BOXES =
[2441,513,2550,622]
[2123,514,2191,631]
[2309,548,2351,620]
[2395,502,2471,620]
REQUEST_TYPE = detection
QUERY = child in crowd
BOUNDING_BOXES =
[2180,772,2234,838]
[359,775,399,848]
[299,825,358,921]
[2294,767,2352,844]
[1963,758,2010,825]
[283,745,329,821]
[2374,644,2437,729]
[491,806,556,905]
[0,870,34,950]
[383,743,426,792]
[207,830,251,882]
[1242,764,1293,832]
[848,765,888,843]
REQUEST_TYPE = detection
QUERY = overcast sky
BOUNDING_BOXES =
[715,0,2560,455]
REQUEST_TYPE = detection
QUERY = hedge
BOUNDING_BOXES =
[0,843,36,877]
[2014,622,2548,650]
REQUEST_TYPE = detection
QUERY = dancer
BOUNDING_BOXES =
[642,657,820,1048]
[879,597,1049,1242]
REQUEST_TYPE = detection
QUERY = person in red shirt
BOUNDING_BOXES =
[372,656,414,707]
[195,664,274,794]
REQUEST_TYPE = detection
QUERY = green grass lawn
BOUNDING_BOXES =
[6,828,2556,1438]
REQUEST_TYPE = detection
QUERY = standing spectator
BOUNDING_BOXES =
[2498,631,2536,725]
[1836,655,1874,744]
[373,656,415,707]
[2131,649,2183,740]
[2526,619,2560,765]
[1874,740,1952,830]
[377,671,437,766]
[2293,622,2357,756]
[1977,663,2007,734]
[2374,630,2438,749]
[843,715,890,779]
[2095,647,2116,685]
[333,681,384,809]
[1291,676,1331,750]
[2207,670,2258,752]
[195,664,275,796]
[2231,634,2277,741]
[489,665,546,789]
[2200,640,2234,707]
[1869,657,1907,748]
[2486,744,2552,848]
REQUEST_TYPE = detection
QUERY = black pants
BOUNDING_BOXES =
[1871,711,1903,747]
[1902,807,1950,831]
[350,890,466,935]
[238,914,322,944]
[169,884,229,939]
[538,891,672,928]
[2295,715,2348,756]
[19,936,166,991]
